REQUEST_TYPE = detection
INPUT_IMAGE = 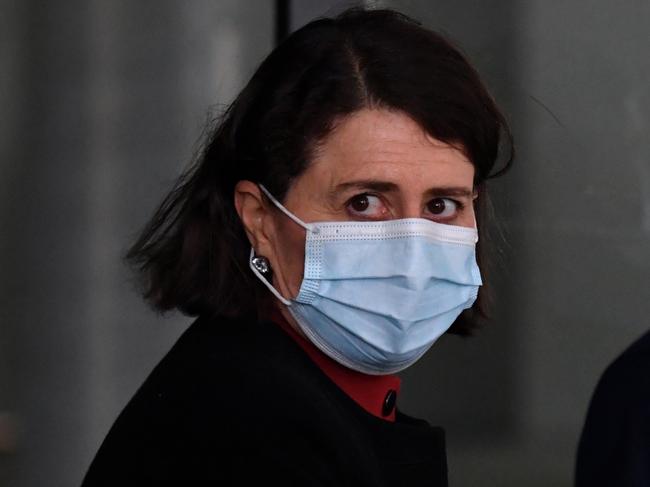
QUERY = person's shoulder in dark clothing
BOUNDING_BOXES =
[575,329,650,487]
[81,315,448,486]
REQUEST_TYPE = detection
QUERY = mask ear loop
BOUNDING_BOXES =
[258,185,320,235]
[249,184,320,306]
[249,248,292,306]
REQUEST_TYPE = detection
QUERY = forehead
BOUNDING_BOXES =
[308,108,475,187]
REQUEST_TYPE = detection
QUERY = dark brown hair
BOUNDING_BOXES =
[126,7,513,334]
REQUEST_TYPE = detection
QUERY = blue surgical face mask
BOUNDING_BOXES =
[250,185,482,375]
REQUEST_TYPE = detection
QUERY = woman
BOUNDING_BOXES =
[82,7,512,487]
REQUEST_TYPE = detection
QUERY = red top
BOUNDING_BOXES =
[269,309,401,422]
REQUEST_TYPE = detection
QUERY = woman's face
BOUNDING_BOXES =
[236,108,476,323]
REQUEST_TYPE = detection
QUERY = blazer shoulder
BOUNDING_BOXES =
[596,329,650,399]
[129,314,336,414]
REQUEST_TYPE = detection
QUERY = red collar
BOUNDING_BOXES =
[269,310,401,422]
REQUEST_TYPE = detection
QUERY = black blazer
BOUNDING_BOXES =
[82,315,448,486]
[575,329,650,486]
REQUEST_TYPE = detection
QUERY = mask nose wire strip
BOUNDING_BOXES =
[259,184,320,234]
[249,247,292,306]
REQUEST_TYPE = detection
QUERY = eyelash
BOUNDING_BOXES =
[345,193,385,219]
[345,193,465,220]
[436,198,465,212]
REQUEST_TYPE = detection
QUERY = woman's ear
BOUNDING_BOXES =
[234,180,274,254]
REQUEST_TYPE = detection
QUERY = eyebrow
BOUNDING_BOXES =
[330,179,475,198]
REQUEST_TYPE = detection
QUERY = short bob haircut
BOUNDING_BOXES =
[126,7,513,335]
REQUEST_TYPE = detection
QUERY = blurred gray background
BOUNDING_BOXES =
[1,0,648,486]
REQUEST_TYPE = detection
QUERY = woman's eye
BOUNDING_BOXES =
[347,194,386,218]
[426,198,459,219]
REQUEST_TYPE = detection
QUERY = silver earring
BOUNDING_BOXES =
[251,255,270,275]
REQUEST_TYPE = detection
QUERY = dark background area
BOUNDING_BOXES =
[1,1,649,486]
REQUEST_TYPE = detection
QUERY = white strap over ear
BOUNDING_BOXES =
[258,184,320,234]
[248,247,292,306]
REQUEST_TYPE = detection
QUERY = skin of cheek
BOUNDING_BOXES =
[263,165,336,303]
